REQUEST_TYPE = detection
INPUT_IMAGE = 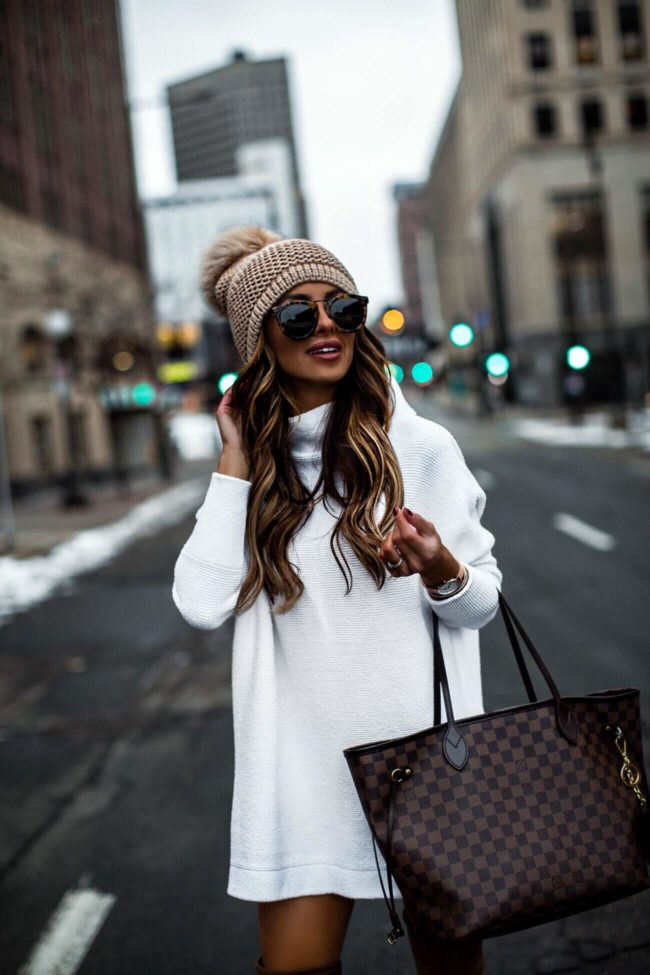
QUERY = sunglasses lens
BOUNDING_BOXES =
[275,302,316,338]
[329,295,367,330]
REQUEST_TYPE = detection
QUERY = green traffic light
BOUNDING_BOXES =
[218,372,239,395]
[411,361,433,384]
[132,382,156,405]
[485,352,510,377]
[449,322,475,347]
[388,362,404,383]
[566,345,590,370]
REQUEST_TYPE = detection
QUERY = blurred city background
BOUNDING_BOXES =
[1,1,649,973]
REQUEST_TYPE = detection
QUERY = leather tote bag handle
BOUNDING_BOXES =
[432,590,579,770]
[432,590,538,726]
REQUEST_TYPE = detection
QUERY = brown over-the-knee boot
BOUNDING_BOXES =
[255,955,341,975]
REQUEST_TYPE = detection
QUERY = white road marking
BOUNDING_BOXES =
[552,513,616,551]
[473,468,496,490]
[18,886,116,975]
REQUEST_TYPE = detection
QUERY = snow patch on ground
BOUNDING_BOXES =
[0,477,207,625]
[513,410,650,451]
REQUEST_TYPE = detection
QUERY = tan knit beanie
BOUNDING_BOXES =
[200,226,358,363]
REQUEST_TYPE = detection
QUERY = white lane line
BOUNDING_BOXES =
[552,513,616,551]
[473,468,496,490]
[18,886,116,975]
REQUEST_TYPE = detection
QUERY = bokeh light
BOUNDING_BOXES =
[382,309,405,332]
[566,345,591,370]
[411,361,434,385]
[449,323,474,347]
[485,352,510,377]
[113,351,135,372]
[218,372,239,395]
[155,322,175,346]
[132,382,156,405]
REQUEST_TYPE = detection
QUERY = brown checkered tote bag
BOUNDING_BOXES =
[343,591,650,946]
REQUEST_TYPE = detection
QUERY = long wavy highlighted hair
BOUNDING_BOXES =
[230,324,405,615]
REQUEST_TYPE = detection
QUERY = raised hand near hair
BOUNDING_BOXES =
[215,386,250,480]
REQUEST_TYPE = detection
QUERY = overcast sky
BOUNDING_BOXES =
[120,0,461,316]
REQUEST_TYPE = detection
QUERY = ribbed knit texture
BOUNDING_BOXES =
[208,236,358,363]
[172,376,502,902]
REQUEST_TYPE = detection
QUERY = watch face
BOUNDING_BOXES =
[437,579,461,595]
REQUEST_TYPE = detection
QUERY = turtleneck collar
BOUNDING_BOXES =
[287,373,415,457]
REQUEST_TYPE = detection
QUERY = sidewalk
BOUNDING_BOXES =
[2,459,214,560]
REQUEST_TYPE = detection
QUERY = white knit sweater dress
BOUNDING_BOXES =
[172,375,502,902]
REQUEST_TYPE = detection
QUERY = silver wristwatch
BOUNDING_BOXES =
[424,564,468,599]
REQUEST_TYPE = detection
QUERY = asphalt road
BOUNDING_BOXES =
[1,400,649,975]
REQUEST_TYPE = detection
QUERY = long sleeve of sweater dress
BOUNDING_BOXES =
[172,471,251,630]
[417,426,501,630]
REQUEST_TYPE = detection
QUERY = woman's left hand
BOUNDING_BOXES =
[379,506,461,587]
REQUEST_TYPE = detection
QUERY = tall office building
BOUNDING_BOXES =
[167,50,308,237]
[393,182,430,337]
[424,0,650,408]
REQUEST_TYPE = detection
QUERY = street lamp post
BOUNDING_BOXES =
[44,309,88,508]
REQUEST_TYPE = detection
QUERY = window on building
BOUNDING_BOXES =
[40,185,63,230]
[0,32,16,131]
[80,207,93,244]
[533,102,557,137]
[627,92,648,129]
[31,416,54,480]
[526,32,552,70]
[618,2,645,60]
[0,162,25,212]
[108,224,120,260]
[21,325,47,373]
[642,187,650,304]
[70,411,87,473]
[549,192,611,334]
[580,98,604,136]
[23,0,44,50]
[571,0,599,64]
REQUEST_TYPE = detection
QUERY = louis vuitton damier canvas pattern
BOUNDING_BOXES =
[346,689,650,941]
[349,691,650,939]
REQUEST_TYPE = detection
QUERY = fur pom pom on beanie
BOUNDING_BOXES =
[200,226,358,363]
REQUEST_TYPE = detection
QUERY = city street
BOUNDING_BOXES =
[1,396,649,975]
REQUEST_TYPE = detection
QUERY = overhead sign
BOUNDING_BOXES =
[157,361,199,384]
[381,334,429,357]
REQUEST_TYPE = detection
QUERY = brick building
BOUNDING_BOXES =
[0,0,160,494]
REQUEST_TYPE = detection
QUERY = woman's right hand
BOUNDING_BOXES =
[215,386,244,452]
[215,386,250,479]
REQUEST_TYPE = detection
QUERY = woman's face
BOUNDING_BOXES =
[262,281,356,409]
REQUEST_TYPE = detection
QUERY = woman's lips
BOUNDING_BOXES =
[307,347,342,360]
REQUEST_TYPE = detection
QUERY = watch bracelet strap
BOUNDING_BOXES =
[424,562,469,600]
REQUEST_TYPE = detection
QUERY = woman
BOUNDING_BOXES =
[172,227,501,974]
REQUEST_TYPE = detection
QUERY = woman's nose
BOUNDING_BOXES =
[316,302,336,330]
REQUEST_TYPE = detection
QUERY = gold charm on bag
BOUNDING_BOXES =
[605,724,648,809]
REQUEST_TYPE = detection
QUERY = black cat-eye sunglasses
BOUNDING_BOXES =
[270,292,369,341]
